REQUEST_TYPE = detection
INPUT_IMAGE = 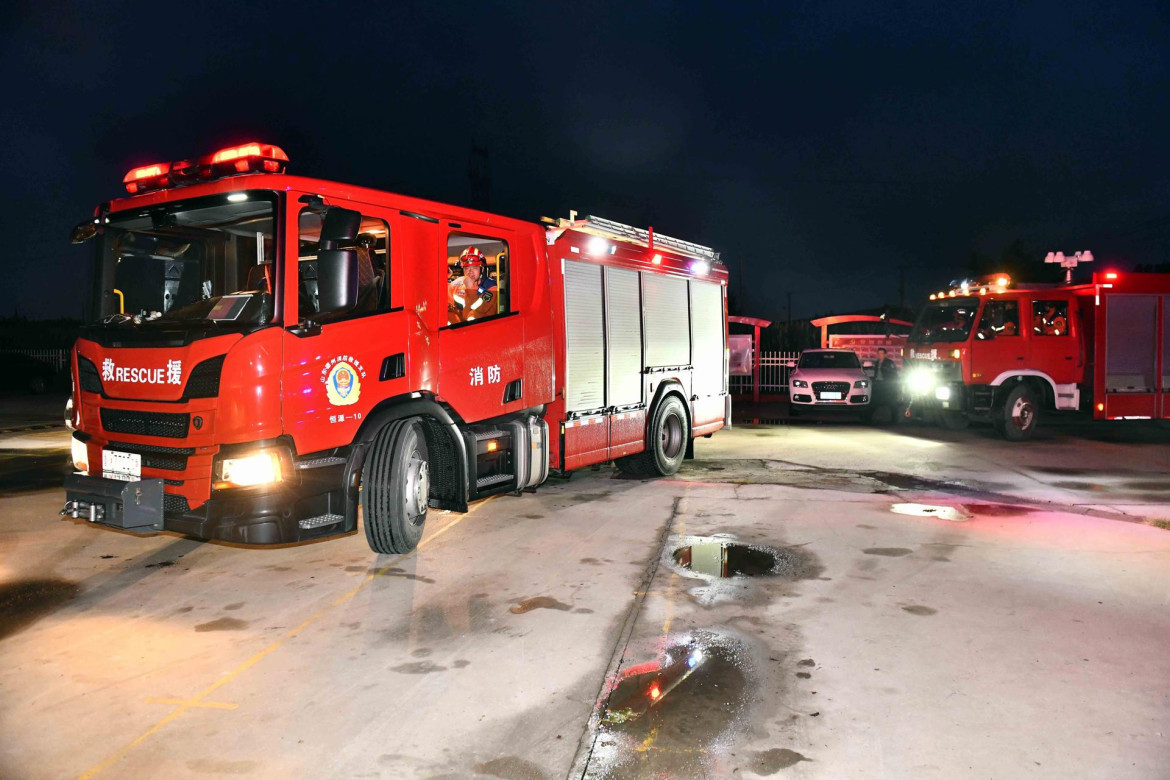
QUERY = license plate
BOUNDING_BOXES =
[820,391,842,400]
[102,450,141,481]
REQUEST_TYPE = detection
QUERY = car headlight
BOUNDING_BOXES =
[792,379,809,388]
[215,450,284,489]
[853,379,869,388]
[907,369,937,396]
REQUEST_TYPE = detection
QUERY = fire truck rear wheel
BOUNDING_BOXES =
[616,395,688,477]
[362,419,430,554]
[995,384,1038,441]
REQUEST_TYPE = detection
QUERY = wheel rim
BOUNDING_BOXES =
[1010,396,1034,430]
[661,412,685,459]
[404,449,429,524]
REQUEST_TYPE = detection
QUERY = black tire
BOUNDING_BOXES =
[362,419,430,554]
[788,404,802,419]
[995,384,1039,441]
[615,395,688,477]
[938,411,970,430]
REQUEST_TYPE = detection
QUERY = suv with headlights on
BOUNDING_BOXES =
[788,349,871,417]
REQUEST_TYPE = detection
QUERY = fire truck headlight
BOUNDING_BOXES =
[934,386,952,401]
[907,370,936,396]
[216,450,284,489]
[71,437,89,473]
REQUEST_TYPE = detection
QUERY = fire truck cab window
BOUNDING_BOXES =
[298,209,390,323]
[976,300,1020,339]
[96,193,277,327]
[1032,299,1069,337]
[446,233,509,325]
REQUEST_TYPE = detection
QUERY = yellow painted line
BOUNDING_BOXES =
[78,498,493,780]
[145,698,238,711]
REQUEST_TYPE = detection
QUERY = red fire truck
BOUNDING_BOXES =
[903,271,1170,439]
[63,142,729,552]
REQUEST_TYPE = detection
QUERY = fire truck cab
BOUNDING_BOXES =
[904,271,1170,439]
[63,143,730,552]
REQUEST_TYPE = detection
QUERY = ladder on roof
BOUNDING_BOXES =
[546,213,721,263]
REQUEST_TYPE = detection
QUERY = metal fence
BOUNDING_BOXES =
[0,348,70,372]
[729,351,800,394]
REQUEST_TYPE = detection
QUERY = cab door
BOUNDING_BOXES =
[1029,296,1079,384]
[281,203,408,456]
[435,225,525,423]
[970,297,1025,384]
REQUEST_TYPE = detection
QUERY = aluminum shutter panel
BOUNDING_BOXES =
[606,267,643,407]
[643,274,690,367]
[563,260,605,412]
[690,280,724,396]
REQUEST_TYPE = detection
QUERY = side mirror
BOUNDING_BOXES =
[862,360,874,369]
[784,360,797,369]
[71,220,100,244]
[316,249,358,315]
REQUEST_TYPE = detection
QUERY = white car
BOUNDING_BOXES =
[788,349,871,414]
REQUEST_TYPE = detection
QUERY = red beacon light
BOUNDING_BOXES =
[121,142,289,195]
[208,142,289,174]
[122,162,172,194]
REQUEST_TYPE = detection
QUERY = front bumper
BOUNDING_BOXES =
[63,458,354,545]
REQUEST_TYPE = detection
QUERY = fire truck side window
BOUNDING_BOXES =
[1032,299,1069,337]
[976,300,1019,339]
[446,233,509,325]
[297,209,390,322]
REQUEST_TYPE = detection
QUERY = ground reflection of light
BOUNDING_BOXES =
[890,503,970,522]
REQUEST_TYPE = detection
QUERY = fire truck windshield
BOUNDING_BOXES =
[908,297,979,344]
[91,192,277,331]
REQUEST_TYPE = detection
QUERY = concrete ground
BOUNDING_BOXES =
[0,407,1168,779]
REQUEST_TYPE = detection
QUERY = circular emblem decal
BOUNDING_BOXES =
[325,361,362,406]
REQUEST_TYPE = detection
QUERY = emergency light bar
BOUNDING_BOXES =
[930,274,1011,300]
[121,142,289,194]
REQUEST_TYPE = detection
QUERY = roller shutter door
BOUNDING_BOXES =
[606,267,643,407]
[690,280,725,396]
[643,274,690,367]
[563,260,605,412]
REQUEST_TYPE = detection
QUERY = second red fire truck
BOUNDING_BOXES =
[63,142,730,552]
[903,270,1170,439]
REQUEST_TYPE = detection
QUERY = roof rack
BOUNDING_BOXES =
[544,212,721,263]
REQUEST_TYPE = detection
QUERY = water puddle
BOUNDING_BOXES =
[589,630,756,778]
[890,503,971,522]
[0,579,81,641]
[672,542,778,578]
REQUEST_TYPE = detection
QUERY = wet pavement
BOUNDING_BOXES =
[0,406,1168,778]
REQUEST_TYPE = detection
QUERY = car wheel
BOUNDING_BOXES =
[995,384,1038,441]
[362,419,430,553]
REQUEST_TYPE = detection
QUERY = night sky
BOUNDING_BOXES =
[5,1,1168,323]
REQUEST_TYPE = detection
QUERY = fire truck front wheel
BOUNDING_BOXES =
[995,384,1039,441]
[616,395,688,477]
[362,419,430,554]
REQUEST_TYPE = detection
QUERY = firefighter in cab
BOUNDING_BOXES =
[448,246,498,324]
